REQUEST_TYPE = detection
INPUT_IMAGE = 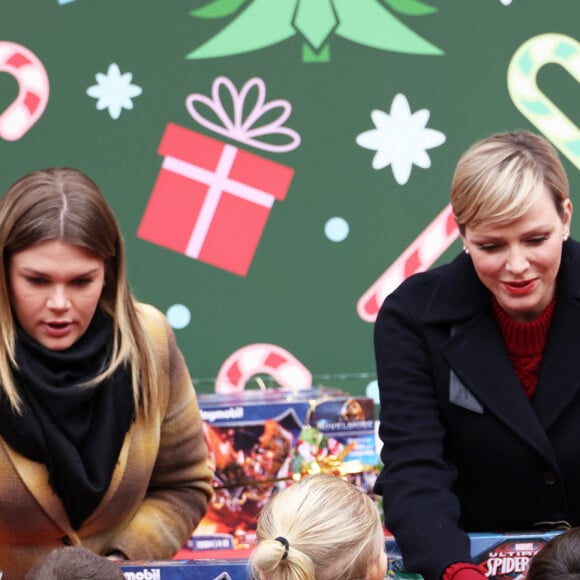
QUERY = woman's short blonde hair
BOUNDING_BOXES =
[451,131,569,234]
[250,474,386,580]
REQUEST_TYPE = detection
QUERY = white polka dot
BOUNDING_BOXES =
[166,304,191,329]
[500,0,512,5]
[325,217,349,242]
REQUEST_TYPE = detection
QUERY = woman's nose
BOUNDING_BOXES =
[46,286,71,309]
[506,247,529,273]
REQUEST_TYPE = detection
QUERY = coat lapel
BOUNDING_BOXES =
[532,295,580,429]
[441,313,557,464]
[0,421,134,533]
[0,439,75,533]
[423,246,580,466]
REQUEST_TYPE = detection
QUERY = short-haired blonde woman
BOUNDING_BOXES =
[250,473,387,580]
[0,167,213,577]
[374,131,578,580]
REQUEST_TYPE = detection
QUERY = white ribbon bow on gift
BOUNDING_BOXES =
[186,76,301,153]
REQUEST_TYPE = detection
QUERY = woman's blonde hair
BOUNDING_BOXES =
[250,474,386,580]
[0,167,158,414]
[451,131,569,234]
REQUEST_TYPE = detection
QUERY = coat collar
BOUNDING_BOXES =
[422,251,492,323]
[0,426,133,534]
[434,240,580,463]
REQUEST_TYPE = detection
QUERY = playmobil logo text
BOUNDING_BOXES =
[201,407,244,423]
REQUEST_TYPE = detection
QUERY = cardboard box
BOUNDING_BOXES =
[123,530,561,579]
[387,530,564,579]
[120,558,248,580]
[192,388,379,552]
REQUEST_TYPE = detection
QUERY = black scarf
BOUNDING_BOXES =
[0,308,135,529]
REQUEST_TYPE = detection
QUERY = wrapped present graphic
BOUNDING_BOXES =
[138,76,301,276]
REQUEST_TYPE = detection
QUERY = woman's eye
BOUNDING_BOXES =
[72,278,92,286]
[26,277,48,285]
[479,244,501,252]
[527,235,548,245]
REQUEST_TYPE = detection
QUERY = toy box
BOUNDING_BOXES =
[121,530,562,579]
[120,558,248,580]
[387,530,564,579]
[191,387,379,553]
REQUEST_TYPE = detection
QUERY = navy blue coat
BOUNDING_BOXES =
[374,239,580,580]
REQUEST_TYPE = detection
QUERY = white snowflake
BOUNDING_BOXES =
[356,93,446,185]
[86,63,142,120]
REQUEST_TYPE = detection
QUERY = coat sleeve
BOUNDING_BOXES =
[374,289,471,580]
[107,306,213,560]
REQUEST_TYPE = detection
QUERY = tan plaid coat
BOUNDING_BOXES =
[0,303,213,579]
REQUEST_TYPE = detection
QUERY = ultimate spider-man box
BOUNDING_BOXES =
[387,530,563,579]
[470,531,563,579]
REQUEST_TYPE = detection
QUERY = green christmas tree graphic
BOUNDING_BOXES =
[187,0,443,63]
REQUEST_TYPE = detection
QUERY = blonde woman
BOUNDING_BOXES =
[374,131,577,580]
[250,473,387,580]
[0,167,213,577]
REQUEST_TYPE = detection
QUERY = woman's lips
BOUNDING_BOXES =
[44,321,72,337]
[502,279,537,295]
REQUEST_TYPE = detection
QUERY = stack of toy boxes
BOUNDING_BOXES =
[188,387,380,554]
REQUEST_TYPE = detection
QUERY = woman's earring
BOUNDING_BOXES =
[563,230,570,241]
[463,245,470,255]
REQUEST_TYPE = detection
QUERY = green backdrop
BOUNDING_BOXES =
[1,0,578,399]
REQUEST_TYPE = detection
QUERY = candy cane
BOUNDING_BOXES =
[357,203,459,322]
[507,33,580,170]
[0,42,50,141]
[215,343,312,394]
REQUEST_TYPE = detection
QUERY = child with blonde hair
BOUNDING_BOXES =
[250,473,387,580]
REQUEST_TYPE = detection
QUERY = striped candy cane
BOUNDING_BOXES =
[357,204,459,322]
[215,343,312,394]
[0,42,50,141]
[508,33,580,170]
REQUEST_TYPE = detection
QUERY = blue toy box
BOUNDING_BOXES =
[192,387,379,552]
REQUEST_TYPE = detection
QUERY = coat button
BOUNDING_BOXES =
[61,536,72,546]
[543,471,558,485]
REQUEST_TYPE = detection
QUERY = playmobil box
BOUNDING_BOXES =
[192,387,380,552]
[291,395,379,493]
[120,558,248,579]
[386,530,564,579]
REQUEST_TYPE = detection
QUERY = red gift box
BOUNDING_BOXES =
[138,122,294,276]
